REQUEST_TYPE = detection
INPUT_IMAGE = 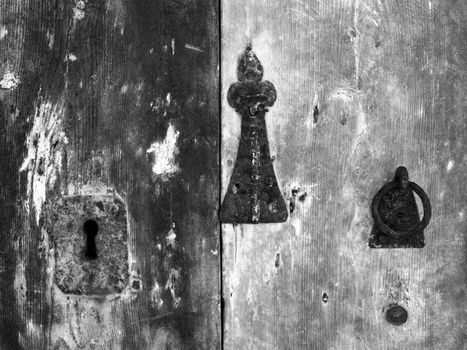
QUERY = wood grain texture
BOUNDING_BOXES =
[0,1,220,349]
[222,0,467,349]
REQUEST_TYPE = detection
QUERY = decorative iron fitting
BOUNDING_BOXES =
[369,166,431,248]
[220,45,288,224]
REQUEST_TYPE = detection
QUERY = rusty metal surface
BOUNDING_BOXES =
[370,166,431,248]
[386,304,409,326]
[220,45,288,224]
[46,194,129,295]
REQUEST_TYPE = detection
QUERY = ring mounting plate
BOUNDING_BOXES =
[369,166,431,248]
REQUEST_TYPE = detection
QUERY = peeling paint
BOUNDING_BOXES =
[185,43,204,53]
[167,224,177,248]
[0,71,19,90]
[73,0,87,21]
[46,30,55,49]
[446,160,454,172]
[13,261,27,317]
[120,83,128,94]
[49,287,124,349]
[166,268,182,309]
[65,53,78,62]
[329,87,357,103]
[107,0,126,32]
[146,123,180,180]
[20,100,65,224]
[151,282,164,309]
[0,25,8,40]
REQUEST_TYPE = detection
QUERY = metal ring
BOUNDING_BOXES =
[371,181,431,238]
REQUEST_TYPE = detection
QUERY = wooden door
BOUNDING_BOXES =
[0,1,220,349]
[2,1,467,349]
[222,1,467,349]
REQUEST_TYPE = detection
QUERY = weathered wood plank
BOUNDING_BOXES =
[0,1,220,349]
[222,0,467,349]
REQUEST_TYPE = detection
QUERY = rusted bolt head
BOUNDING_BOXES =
[386,305,408,326]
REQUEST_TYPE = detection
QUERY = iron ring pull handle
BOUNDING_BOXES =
[371,169,432,238]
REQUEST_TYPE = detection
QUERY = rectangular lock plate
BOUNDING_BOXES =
[46,193,129,295]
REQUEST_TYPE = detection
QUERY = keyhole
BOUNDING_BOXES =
[83,219,98,260]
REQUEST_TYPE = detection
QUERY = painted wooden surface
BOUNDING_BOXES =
[0,1,220,349]
[222,0,467,349]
